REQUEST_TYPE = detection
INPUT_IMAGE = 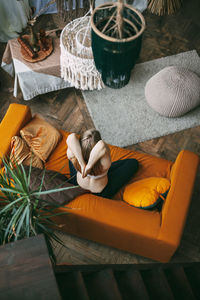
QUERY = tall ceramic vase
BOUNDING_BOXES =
[91,1,145,88]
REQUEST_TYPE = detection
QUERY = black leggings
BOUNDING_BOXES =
[68,159,139,199]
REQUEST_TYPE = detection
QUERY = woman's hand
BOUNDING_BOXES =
[82,164,92,178]
[81,163,86,178]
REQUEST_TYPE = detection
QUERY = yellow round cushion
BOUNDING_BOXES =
[123,177,170,209]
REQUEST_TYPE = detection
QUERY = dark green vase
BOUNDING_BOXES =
[91,3,145,89]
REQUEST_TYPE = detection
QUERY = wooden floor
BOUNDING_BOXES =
[0,0,200,264]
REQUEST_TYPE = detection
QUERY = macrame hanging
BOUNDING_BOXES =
[60,4,104,90]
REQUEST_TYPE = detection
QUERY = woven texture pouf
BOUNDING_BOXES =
[145,66,200,117]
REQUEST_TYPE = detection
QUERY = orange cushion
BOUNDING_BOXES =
[57,192,161,242]
[108,144,173,200]
[123,177,170,209]
[20,115,61,162]
[0,104,32,166]
[109,144,172,181]
[45,130,70,176]
[10,136,43,169]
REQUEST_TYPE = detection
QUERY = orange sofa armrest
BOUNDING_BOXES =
[0,104,32,165]
[158,150,199,247]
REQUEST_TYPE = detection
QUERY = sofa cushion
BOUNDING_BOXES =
[109,144,173,200]
[20,115,61,162]
[56,192,161,244]
[45,130,173,201]
[109,145,173,181]
[10,136,43,169]
[45,130,70,175]
[123,177,170,209]
[0,104,32,166]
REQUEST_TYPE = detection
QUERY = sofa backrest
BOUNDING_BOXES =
[158,150,199,247]
[0,104,32,165]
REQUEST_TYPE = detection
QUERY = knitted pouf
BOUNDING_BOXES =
[145,66,200,117]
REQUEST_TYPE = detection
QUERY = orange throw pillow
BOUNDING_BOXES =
[123,177,170,209]
[20,115,61,162]
[10,136,43,169]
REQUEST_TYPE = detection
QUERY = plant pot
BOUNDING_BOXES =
[91,2,145,88]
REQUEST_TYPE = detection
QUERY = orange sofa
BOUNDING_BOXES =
[0,103,199,262]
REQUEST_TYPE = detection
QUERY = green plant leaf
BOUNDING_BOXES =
[0,155,76,262]
[36,222,53,235]
[4,203,26,242]
[0,186,26,194]
[37,223,66,249]
[0,195,10,201]
[2,160,23,187]
[15,205,29,240]
[39,169,46,194]
[39,211,69,219]
[32,184,78,196]
[27,156,33,187]
[26,203,30,237]
[0,197,23,215]
[20,163,29,190]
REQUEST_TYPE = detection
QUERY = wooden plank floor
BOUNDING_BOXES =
[0,0,199,264]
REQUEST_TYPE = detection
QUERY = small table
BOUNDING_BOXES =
[1,34,71,100]
[0,234,61,300]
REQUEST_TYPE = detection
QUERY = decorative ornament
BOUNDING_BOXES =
[60,13,104,90]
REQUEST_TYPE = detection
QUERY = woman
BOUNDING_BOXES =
[66,129,139,199]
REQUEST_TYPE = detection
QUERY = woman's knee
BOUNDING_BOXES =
[132,158,139,169]
[126,159,139,175]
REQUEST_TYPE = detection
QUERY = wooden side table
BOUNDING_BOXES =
[1,34,71,100]
[0,234,61,300]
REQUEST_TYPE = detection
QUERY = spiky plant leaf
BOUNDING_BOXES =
[0,156,77,263]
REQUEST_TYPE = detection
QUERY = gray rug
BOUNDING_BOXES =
[82,50,200,147]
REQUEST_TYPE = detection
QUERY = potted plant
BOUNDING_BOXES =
[0,157,78,262]
[91,0,146,88]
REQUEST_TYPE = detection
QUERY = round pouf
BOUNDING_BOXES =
[145,66,200,117]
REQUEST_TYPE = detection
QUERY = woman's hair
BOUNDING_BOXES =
[74,129,103,175]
